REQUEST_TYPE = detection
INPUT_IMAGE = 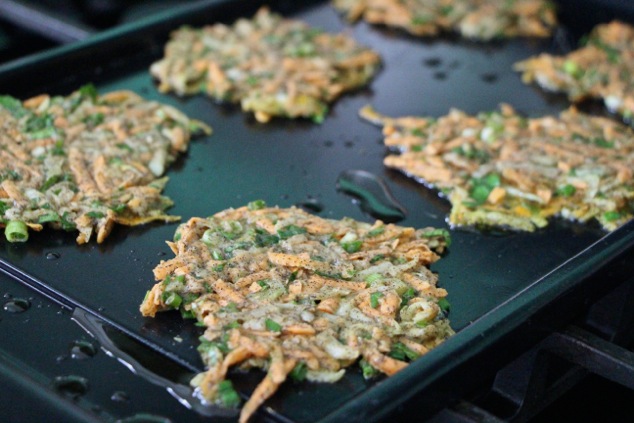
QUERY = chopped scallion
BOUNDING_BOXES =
[290,362,307,381]
[5,220,28,242]
[265,318,282,332]
[211,249,225,260]
[438,298,451,313]
[277,224,307,239]
[556,184,576,197]
[220,302,239,313]
[60,212,76,231]
[255,232,279,247]
[365,273,382,284]
[82,112,104,127]
[37,212,60,224]
[163,292,182,309]
[401,287,416,306]
[111,203,126,214]
[369,254,385,263]
[469,173,500,205]
[116,143,133,152]
[388,342,419,361]
[180,309,195,319]
[593,137,614,149]
[367,226,385,237]
[86,211,105,219]
[563,60,583,78]
[421,228,452,246]
[359,359,379,379]
[224,321,241,330]
[40,174,68,192]
[341,240,362,253]
[247,199,266,210]
[201,229,217,246]
[603,211,622,222]
[217,380,241,408]
[79,83,99,102]
[370,292,383,308]
[0,95,28,118]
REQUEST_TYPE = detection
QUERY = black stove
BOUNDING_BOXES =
[0,0,192,44]
[0,17,57,64]
[428,266,634,423]
[1,1,634,422]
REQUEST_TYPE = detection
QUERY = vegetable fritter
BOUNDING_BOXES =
[140,202,453,422]
[0,85,210,243]
[150,7,381,123]
[515,21,634,121]
[360,104,634,232]
[333,0,557,40]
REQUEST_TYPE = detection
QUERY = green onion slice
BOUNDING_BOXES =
[370,292,383,308]
[5,220,28,242]
[217,380,241,408]
[265,318,282,332]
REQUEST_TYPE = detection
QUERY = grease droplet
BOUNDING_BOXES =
[111,390,130,402]
[46,252,61,260]
[52,375,89,399]
[336,170,407,223]
[324,140,334,147]
[72,308,239,419]
[423,57,441,67]
[3,298,30,313]
[117,414,171,423]
[481,73,498,83]
[70,340,98,360]
[433,71,447,80]
[296,198,324,214]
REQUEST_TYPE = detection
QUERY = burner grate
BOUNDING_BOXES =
[429,277,634,423]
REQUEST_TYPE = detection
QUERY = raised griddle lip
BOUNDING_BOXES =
[0,0,310,87]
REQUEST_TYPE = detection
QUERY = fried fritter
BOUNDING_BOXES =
[515,21,634,121]
[150,7,381,123]
[360,104,634,231]
[140,201,453,422]
[333,0,557,40]
[0,85,210,243]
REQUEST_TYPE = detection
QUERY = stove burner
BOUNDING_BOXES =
[430,278,634,422]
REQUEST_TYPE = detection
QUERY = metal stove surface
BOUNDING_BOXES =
[0,18,57,64]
